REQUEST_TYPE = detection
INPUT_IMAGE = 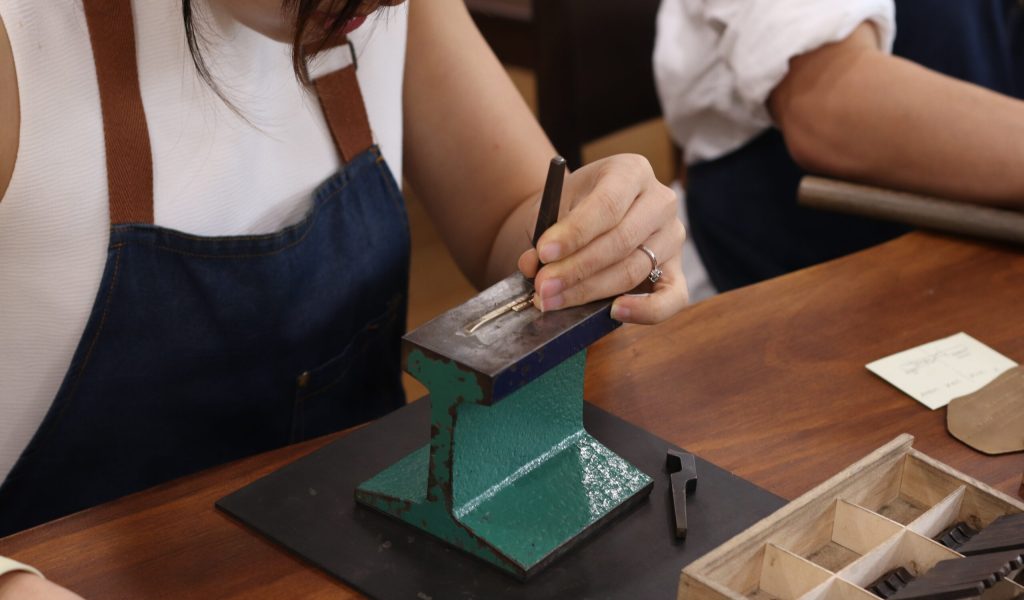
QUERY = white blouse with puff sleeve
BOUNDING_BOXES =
[653,0,896,165]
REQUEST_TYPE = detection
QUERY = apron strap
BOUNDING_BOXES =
[314,63,375,164]
[83,0,155,225]
[82,0,376,226]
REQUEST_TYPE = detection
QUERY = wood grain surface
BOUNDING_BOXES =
[587,232,1024,500]
[1,232,1022,599]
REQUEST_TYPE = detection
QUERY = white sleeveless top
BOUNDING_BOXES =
[0,0,408,484]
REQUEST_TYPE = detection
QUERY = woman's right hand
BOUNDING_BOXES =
[0,572,84,600]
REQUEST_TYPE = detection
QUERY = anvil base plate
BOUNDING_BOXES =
[355,433,653,579]
[216,398,785,599]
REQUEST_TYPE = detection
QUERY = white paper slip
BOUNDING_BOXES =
[866,332,1018,410]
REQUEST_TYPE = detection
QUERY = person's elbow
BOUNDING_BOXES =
[768,22,886,180]
[772,86,874,181]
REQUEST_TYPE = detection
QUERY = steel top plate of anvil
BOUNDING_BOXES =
[403,272,619,403]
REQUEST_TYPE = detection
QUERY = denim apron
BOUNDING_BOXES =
[0,0,409,536]
[687,0,1024,292]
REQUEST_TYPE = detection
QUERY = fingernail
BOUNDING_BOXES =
[611,304,631,321]
[539,279,564,299]
[538,243,561,263]
[541,294,564,312]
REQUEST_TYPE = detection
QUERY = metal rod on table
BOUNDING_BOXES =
[798,176,1024,246]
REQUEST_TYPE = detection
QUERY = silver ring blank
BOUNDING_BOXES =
[639,245,658,270]
[639,245,663,284]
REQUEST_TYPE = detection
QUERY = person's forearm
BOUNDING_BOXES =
[485,190,545,285]
[770,23,1024,206]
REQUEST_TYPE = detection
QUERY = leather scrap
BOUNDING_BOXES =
[947,365,1024,455]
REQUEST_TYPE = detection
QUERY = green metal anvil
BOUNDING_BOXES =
[355,273,653,579]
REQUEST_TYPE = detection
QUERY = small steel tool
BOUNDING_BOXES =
[533,155,566,247]
[666,450,698,539]
[465,156,566,334]
[935,521,980,550]
[868,566,916,599]
[888,548,1024,600]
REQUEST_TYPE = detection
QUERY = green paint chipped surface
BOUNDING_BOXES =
[357,446,428,504]
[458,433,651,567]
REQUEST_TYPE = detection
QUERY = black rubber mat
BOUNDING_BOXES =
[218,398,784,599]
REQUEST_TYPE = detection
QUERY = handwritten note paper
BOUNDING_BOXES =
[866,333,1017,410]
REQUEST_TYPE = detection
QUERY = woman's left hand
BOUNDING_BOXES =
[517,154,689,324]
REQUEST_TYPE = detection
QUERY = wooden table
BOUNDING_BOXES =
[2,232,1022,598]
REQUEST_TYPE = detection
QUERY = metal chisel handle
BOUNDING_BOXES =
[533,156,566,248]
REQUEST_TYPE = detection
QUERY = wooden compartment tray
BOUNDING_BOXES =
[680,435,1024,600]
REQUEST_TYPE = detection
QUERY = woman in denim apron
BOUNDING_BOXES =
[0,1,691,593]
[0,1,414,537]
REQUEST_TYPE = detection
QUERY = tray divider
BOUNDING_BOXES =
[833,500,904,556]
[900,452,964,509]
[847,457,905,514]
[837,529,961,589]
[961,484,1024,530]
[906,485,966,538]
[798,577,885,600]
[907,450,1024,515]
[760,544,834,600]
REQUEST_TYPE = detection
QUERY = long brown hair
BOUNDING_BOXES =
[182,0,363,88]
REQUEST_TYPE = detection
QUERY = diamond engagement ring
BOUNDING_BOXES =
[639,245,662,284]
